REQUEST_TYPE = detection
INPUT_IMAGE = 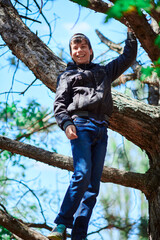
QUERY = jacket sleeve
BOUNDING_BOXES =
[54,72,74,131]
[105,32,137,82]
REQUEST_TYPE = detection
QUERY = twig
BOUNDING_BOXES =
[15,0,32,12]
[20,78,38,95]
[40,0,43,13]
[0,203,8,213]
[0,178,47,223]
[19,15,42,24]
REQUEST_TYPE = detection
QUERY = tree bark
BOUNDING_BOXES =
[0,1,66,92]
[110,90,160,159]
[0,134,149,195]
[0,209,48,240]
[149,188,160,240]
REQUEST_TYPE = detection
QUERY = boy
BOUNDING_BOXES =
[48,29,137,240]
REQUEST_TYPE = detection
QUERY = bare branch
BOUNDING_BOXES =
[0,209,48,240]
[96,29,159,88]
[87,221,136,236]
[110,90,160,157]
[16,121,56,141]
[111,73,137,87]
[96,29,123,54]
[70,0,111,13]
[0,178,47,223]
[0,135,149,195]
[150,2,160,26]
[0,2,66,91]
[25,222,52,231]
[19,15,41,24]
[20,78,38,95]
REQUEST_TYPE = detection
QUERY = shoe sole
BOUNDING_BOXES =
[48,236,63,240]
[48,232,66,240]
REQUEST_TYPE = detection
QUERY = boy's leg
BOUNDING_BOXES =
[54,123,93,229]
[71,125,108,240]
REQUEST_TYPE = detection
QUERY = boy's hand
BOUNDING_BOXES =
[65,125,78,140]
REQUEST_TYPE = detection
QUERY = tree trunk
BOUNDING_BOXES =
[145,154,160,240]
[149,187,160,240]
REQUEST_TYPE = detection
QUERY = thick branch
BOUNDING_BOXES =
[0,135,149,194]
[150,4,160,25]
[0,2,66,92]
[70,0,111,13]
[0,209,48,240]
[110,90,160,156]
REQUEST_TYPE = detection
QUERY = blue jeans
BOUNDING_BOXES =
[55,118,108,240]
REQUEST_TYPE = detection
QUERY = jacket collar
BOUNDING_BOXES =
[66,62,95,71]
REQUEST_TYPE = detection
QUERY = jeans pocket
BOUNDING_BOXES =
[73,117,90,126]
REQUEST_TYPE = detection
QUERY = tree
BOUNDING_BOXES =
[0,0,160,239]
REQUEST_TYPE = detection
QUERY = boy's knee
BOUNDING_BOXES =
[72,171,90,189]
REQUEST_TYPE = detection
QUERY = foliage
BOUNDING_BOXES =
[70,0,89,7]
[0,99,54,142]
[0,99,58,236]
[105,0,155,21]
[0,226,15,240]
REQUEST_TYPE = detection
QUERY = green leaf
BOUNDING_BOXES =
[71,0,89,7]
[155,35,160,48]
[140,66,153,81]
[105,0,153,21]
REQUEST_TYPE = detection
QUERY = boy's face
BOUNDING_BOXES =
[70,39,93,65]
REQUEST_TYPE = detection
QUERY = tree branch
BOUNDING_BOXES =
[25,222,52,231]
[0,1,66,92]
[0,209,48,240]
[111,73,137,87]
[110,90,160,157]
[70,0,111,13]
[0,135,149,195]
[96,29,159,89]
[96,29,123,54]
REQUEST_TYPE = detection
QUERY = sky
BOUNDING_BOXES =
[0,0,148,239]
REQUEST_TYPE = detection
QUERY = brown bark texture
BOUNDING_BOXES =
[0,134,149,195]
[0,1,66,92]
[0,209,48,240]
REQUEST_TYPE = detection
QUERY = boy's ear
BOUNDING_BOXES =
[70,51,73,59]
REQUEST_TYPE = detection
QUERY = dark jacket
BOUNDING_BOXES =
[54,32,137,130]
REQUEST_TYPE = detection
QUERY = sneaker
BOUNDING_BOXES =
[48,224,66,240]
